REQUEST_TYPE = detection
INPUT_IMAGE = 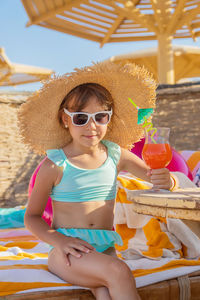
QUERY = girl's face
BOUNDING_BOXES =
[62,96,110,148]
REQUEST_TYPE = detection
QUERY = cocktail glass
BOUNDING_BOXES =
[142,127,173,169]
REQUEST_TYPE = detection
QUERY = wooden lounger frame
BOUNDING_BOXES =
[2,271,200,300]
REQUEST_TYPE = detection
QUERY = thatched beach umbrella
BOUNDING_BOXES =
[21,0,200,84]
[0,47,53,86]
[108,45,200,83]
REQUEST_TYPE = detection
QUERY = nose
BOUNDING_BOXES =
[86,116,96,129]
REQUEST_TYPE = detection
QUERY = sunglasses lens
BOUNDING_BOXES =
[95,113,110,125]
[73,113,88,125]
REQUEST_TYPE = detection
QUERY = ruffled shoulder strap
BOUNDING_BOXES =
[102,140,121,165]
[46,149,66,167]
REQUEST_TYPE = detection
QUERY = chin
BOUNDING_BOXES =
[82,135,101,145]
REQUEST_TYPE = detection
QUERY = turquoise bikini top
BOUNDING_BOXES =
[46,140,121,202]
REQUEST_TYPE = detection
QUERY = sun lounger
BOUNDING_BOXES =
[1,225,200,299]
[1,173,200,299]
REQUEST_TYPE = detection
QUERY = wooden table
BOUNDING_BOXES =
[127,188,200,221]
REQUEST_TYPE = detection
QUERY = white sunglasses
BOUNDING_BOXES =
[64,108,112,126]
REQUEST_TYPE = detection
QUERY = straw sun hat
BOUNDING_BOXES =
[18,61,156,155]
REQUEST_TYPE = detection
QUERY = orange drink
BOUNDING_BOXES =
[142,143,172,169]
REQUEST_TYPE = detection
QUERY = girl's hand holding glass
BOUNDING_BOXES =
[147,168,172,190]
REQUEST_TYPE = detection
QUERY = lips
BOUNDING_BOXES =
[85,135,96,138]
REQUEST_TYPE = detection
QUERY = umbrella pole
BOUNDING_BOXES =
[156,0,175,85]
[157,34,175,85]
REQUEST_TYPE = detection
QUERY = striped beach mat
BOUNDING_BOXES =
[1,227,200,296]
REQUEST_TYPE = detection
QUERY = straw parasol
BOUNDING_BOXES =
[0,47,53,86]
[21,0,200,84]
[108,45,200,83]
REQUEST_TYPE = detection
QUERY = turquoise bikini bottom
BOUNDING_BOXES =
[48,228,123,253]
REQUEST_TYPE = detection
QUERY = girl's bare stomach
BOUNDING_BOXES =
[51,199,115,230]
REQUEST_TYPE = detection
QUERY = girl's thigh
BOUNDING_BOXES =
[103,247,117,257]
[48,247,127,288]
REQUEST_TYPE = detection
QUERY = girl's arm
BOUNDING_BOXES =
[118,148,173,190]
[24,159,66,248]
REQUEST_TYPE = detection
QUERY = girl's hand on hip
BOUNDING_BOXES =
[57,237,95,266]
[149,168,171,190]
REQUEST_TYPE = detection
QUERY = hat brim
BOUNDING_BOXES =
[18,62,156,155]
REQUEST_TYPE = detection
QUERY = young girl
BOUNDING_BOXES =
[18,62,173,300]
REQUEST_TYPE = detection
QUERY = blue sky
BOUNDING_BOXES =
[1,0,199,91]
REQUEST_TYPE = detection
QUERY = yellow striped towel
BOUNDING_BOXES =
[1,173,200,296]
[115,173,200,260]
[1,227,200,296]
